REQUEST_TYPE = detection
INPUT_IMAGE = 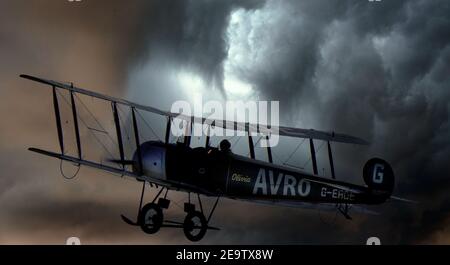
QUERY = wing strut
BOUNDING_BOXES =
[266,135,273,163]
[131,107,143,175]
[309,138,318,175]
[327,141,336,179]
[205,125,210,148]
[165,117,172,144]
[70,91,82,160]
[205,121,215,148]
[21,75,370,145]
[184,118,192,147]
[52,86,64,155]
[112,102,125,168]
[248,135,255,159]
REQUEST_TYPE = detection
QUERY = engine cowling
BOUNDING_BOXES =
[132,141,167,180]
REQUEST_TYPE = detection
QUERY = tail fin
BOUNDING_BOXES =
[363,158,395,201]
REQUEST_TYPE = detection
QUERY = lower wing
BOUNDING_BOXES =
[29,147,216,196]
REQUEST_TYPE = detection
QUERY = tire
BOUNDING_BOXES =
[183,211,207,242]
[139,203,163,234]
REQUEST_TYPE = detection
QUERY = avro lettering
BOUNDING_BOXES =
[253,168,311,197]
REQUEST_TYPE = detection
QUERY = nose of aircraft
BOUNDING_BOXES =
[132,141,167,180]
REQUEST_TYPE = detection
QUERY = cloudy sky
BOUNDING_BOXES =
[0,0,449,244]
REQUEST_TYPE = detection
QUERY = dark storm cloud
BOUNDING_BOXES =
[126,0,450,244]
[213,0,450,243]
[0,0,264,244]
[126,0,261,94]
[0,0,157,243]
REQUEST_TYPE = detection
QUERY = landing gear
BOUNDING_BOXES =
[139,203,163,234]
[120,182,167,227]
[337,203,352,220]
[181,194,221,242]
[121,181,220,242]
[183,210,207,242]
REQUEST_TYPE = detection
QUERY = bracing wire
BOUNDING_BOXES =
[74,93,117,146]
[284,138,306,165]
[60,159,80,180]
[231,136,241,149]
[245,136,263,157]
[135,109,161,141]
[116,104,132,142]
[56,91,117,160]
[301,141,326,169]
[253,136,263,147]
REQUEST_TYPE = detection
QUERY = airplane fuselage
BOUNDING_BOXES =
[137,141,387,205]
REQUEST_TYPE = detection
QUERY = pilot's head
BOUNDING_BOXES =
[219,139,231,152]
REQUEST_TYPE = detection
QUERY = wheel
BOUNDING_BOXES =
[139,203,163,234]
[183,211,207,242]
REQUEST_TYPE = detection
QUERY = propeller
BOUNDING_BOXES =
[107,159,135,165]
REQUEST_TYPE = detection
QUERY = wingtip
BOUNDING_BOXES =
[28,147,41,153]
[20,74,36,80]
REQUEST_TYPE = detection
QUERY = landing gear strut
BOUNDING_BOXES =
[337,203,352,220]
[121,182,169,232]
[139,186,170,234]
[182,193,221,241]
[121,181,220,242]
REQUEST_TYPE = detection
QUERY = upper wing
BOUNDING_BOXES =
[20,74,369,145]
[20,74,168,116]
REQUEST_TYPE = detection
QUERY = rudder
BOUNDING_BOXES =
[363,158,395,201]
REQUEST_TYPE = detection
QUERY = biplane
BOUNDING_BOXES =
[21,74,401,242]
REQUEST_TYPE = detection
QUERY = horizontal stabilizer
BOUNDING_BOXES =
[238,199,379,215]
[390,196,418,204]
